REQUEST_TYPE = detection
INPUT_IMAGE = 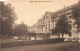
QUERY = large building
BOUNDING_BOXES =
[28,2,80,38]
[36,12,54,34]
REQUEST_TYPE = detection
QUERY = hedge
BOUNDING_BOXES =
[0,38,64,48]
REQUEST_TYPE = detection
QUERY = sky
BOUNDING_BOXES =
[4,0,79,26]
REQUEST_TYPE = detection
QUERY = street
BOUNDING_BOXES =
[0,42,80,51]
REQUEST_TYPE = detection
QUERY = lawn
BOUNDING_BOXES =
[0,42,79,51]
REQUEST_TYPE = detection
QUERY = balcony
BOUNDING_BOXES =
[40,24,45,27]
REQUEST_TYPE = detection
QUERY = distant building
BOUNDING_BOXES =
[28,26,35,33]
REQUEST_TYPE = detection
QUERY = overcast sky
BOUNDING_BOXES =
[5,0,79,26]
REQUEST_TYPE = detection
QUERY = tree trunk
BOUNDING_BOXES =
[62,34,64,38]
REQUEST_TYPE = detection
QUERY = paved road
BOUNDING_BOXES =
[0,42,80,51]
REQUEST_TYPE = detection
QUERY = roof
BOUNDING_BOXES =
[54,3,79,14]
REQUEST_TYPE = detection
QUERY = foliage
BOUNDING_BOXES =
[52,14,71,38]
[72,4,80,32]
[13,22,28,36]
[0,2,17,37]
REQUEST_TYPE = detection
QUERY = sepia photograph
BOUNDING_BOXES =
[0,0,80,51]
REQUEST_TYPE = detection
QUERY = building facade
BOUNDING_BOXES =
[36,12,54,34]
[28,2,80,38]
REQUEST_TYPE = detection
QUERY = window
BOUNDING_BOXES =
[43,22,44,25]
[65,9,72,14]
[48,20,50,31]
[61,12,64,15]
[42,27,43,31]
[46,21,47,31]
[58,13,60,16]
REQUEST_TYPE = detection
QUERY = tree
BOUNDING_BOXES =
[13,22,28,36]
[72,2,80,32]
[52,14,71,38]
[0,2,17,37]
